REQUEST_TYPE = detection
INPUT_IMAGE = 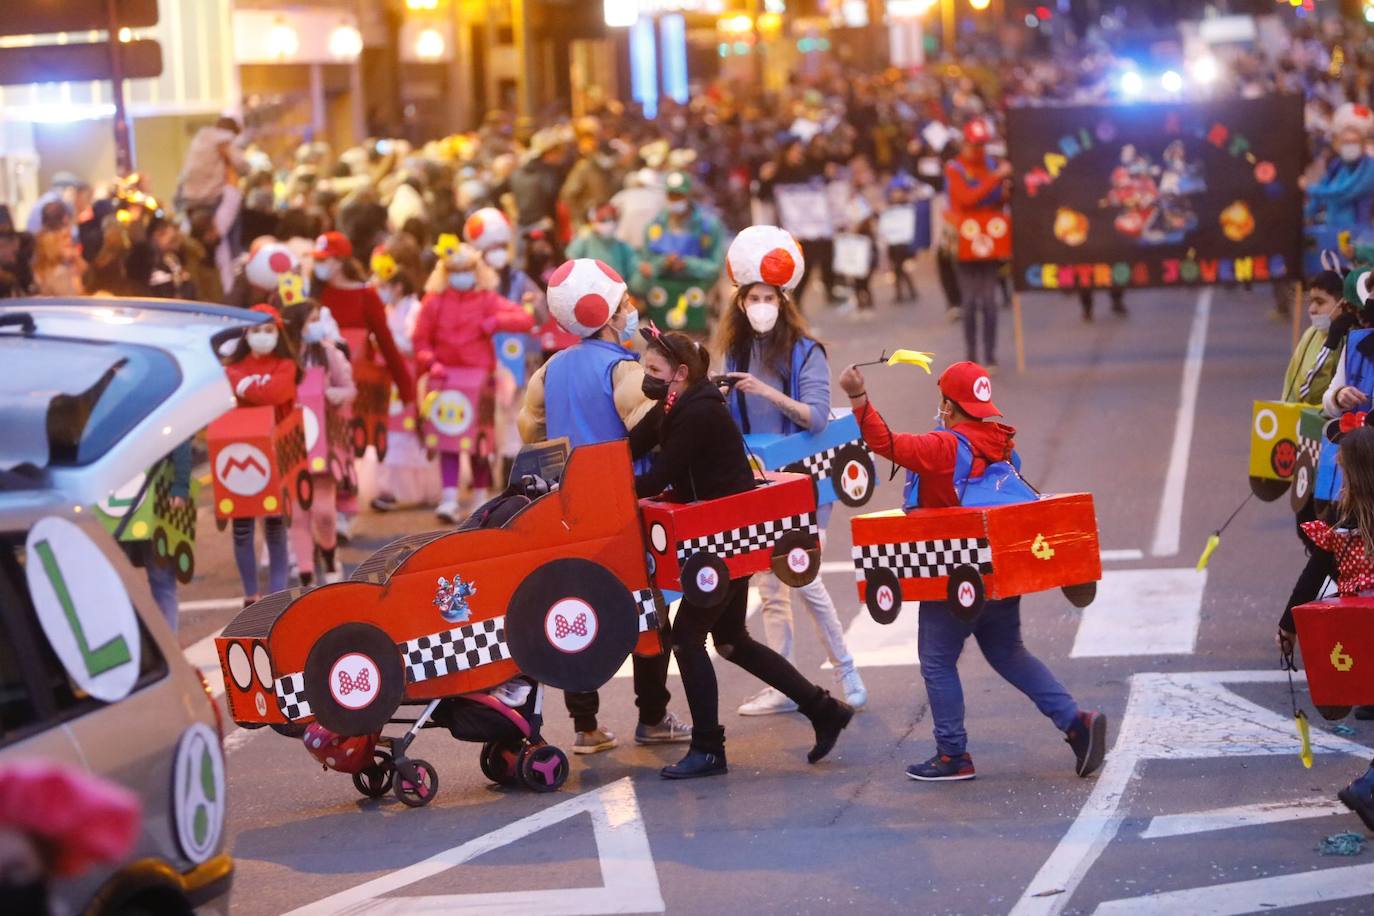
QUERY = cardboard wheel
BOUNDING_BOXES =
[1248,476,1290,502]
[1062,581,1096,608]
[349,418,368,458]
[373,422,389,461]
[215,516,228,532]
[1317,705,1353,721]
[270,722,307,739]
[328,452,346,485]
[832,444,877,507]
[153,526,171,564]
[770,529,821,587]
[479,741,521,786]
[173,541,195,585]
[946,566,986,622]
[1289,454,1316,514]
[506,558,639,692]
[302,623,405,736]
[296,470,315,510]
[519,744,569,793]
[393,758,438,807]
[864,568,903,625]
[680,552,730,608]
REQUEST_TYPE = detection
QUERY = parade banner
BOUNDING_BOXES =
[1006,96,1304,292]
[774,183,834,240]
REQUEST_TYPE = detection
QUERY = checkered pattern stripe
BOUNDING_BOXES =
[785,438,869,483]
[326,403,351,452]
[275,422,307,477]
[634,589,659,633]
[275,672,312,721]
[357,379,389,417]
[150,471,197,539]
[675,513,819,566]
[402,617,511,684]
[851,538,993,581]
[1298,433,1321,463]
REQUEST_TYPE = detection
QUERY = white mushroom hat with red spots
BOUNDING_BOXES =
[463,207,513,251]
[245,243,300,291]
[726,225,804,292]
[547,259,628,338]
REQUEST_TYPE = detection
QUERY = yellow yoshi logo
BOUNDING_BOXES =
[1331,642,1354,673]
[1031,534,1056,561]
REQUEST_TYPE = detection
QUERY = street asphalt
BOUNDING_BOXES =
[174,259,1374,915]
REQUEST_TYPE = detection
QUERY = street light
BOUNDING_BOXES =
[1160,70,1183,93]
[969,0,990,10]
[266,19,299,61]
[1120,70,1143,97]
[604,0,638,28]
[414,27,446,61]
[328,24,363,61]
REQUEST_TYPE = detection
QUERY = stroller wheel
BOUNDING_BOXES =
[394,758,439,807]
[479,741,522,786]
[352,749,395,798]
[519,744,569,793]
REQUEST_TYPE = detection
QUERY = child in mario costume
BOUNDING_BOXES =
[838,359,1107,782]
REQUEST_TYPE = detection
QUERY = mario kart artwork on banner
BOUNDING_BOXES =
[1006,96,1304,291]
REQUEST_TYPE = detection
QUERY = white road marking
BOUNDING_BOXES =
[1099,549,1144,562]
[1091,864,1374,915]
[179,597,246,612]
[1070,569,1206,658]
[284,777,664,915]
[184,627,226,698]
[1151,287,1212,557]
[823,603,920,669]
[820,559,854,575]
[1139,798,1347,840]
[1009,670,1373,916]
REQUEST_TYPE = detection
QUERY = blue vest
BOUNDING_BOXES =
[902,430,1035,510]
[544,339,638,447]
[1347,329,1374,399]
[726,337,822,436]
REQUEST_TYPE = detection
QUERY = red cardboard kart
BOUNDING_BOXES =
[208,405,311,526]
[1292,597,1374,719]
[297,366,353,485]
[641,471,821,608]
[216,440,667,738]
[851,493,1101,622]
[341,328,390,460]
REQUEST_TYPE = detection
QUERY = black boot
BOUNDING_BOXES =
[801,690,854,764]
[661,727,727,780]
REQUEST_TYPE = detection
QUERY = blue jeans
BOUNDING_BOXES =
[917,597,1079,757]
[145,559,179,633]
[232,516,288,597]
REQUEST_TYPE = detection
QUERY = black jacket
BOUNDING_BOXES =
[630,380,756,502]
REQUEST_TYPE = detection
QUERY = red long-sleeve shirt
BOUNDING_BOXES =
[319,283,415,403]
[855,399,1016,509]
[225,354,297,421]
[945,154,1005,214]
[412,288,535,376]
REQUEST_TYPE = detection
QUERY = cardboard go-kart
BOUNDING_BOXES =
[1292,597,1373,721]
[340,328,389,460]
[743,409,879,510]
[93,458,202,584]
[1249,400,1323,507]
[298,366,355,488]
[419,365,493,456]
[207,405,311,529]
[851,494,1101,623]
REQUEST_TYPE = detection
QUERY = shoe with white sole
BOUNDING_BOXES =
[335,512,352,544]
[738,687,798,716]
[572,728,618,755]
[435,501,460,525]
[322,567,345,585]
[838,669,867,711]
[635,711,691,745]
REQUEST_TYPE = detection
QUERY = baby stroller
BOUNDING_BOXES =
[301,475,571,807]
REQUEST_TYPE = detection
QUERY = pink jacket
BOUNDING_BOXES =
[413,289,535,376]
[308,340,357,407]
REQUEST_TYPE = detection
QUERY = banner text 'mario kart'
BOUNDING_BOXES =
[216,440,667,737]
[851,494,1101,622]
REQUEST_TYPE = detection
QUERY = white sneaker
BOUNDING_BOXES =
[336,512,352,543]
[839,669,868,711]
[737,687,798,716]
[435,500,460,524]
[322,567,345,585]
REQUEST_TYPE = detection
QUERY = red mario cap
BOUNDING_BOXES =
[313,231,352,261]
[939,361,1000,419]
[963,119,991,147]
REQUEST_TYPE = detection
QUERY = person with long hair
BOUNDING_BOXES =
[222,304,300,605]
[281,298,356,586]
[1278,425,1374,831]
[712,227,867,716]
[631,326,854,779]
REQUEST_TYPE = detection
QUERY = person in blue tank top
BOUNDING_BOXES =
[712,225,868,717]
[838,358,1108,784]
[517,257,691,756]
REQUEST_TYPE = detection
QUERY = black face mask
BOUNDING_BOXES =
[641,374,671,401]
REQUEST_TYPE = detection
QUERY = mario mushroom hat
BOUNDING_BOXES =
[726,225,804,292]
[245,242,299,291]
[547,258,627,338]
[463,207,513,251]
[939,361,1001,419]
[1334,102,1374,137]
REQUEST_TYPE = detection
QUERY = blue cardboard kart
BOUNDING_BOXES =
[743,409,878,509]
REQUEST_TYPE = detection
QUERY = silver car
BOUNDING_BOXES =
[0,299,262,914]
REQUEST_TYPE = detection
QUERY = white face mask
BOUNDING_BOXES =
[247,329,278,355]
[376,284,397,305]
[1340,143,1365,163]
[595,221,617,238]
[302,320,326,344]
[485,248,510,269]
[668,199,690,216]
[1311,312,1333,331]
[745,301,779,334]
[314,260,338,282]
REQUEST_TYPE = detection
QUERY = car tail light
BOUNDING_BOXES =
[198,671,225,743]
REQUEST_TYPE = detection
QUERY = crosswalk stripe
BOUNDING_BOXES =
[1139,798,1347,840]
[1071,568,1205,658]
[1092,863,1374,915]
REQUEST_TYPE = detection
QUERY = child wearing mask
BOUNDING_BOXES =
[223,305,299,605]
[567,203,639,283]
[282,299,356,585]
[413,240,535,522]
[1284,270,1345,407]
